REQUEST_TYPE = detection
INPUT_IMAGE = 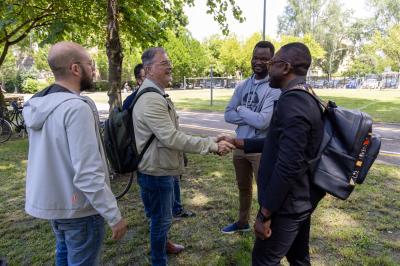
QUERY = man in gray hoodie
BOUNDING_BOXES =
[23,41,127,265]
[222,41,281,234]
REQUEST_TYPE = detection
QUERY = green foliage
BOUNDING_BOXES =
[278,0,352,75]
[21,78,40,93]
[368,0,400,29]
[276,34,326,63]
[32,45,51,72]
[163,30,209,85]
[94,80,109,92]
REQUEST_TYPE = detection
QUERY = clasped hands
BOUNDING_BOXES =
[215,134,242,156]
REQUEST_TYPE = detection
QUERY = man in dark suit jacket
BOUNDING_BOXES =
[221,42,325,265]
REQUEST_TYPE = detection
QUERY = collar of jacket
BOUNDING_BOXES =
[285,76,307,90]
[140,78,166,95]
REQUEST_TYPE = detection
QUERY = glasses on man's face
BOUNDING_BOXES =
[73,60,96,71]
[154,60,173,68]
[266,59,291,68]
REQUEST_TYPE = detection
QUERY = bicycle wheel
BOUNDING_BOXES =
[0,119,12,143]
[15,111,27,134]
[109,170,135,200]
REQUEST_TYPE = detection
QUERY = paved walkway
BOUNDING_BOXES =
[95,104,400,166]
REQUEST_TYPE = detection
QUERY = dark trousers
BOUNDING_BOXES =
[252,211,312,266]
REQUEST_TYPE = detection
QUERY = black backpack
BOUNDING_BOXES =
[287,87,381,200]
[103,87,163,174]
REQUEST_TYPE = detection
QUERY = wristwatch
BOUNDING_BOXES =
[256,209,272,223]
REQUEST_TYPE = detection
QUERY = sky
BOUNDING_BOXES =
[184,0,372,41]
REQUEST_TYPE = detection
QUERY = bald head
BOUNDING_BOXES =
[278,42,312,76]
[47,41,90,79]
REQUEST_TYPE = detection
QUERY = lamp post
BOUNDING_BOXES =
[262,0,266,41]
[210,65,213,106]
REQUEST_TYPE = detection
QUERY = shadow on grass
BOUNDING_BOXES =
[312,96,400,123]
[1,139,399,265]
[174,96,400,123]
[311,164,400,265]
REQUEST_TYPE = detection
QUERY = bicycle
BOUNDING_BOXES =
[0,101,26,143]
[0,106,12,143]
[99,120,135,200]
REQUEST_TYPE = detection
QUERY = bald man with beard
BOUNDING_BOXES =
[23,41,127,265]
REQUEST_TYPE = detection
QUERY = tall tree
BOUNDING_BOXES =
[106,0,123,108]
[1,0,244,109]
[278,0,351,77]
[278,0,327,36]
[368,0,400,30]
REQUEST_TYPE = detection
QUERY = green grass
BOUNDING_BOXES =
[1,139,399,265]
[83,88,400,123]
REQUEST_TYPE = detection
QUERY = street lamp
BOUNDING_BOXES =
[262,0,266,41]
[328,47,347,82]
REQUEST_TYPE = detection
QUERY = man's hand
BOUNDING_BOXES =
[217,134,235,145]
[217,140,235,155]
[254,219,272,240]
[254,207,272,240]
[111,218,128,240]
[217,134,244,150]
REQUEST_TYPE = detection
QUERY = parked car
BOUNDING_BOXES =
[361,78,379,89]
[309,80,325,88]
[345,79,359,89]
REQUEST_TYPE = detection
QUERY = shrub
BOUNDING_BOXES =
[94,80,109,92]
[21,78,40,94]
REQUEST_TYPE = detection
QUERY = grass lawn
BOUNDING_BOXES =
[83,88,400,123]
[1,139,399,265]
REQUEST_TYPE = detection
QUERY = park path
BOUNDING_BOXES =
[95,104,400,167]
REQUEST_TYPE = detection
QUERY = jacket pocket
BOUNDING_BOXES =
[156,141,180,170]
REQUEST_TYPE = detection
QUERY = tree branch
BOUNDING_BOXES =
[0,42,10,68]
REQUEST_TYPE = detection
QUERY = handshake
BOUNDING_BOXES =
[215,135,244,156]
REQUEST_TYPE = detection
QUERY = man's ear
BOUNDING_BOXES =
[70,64,81,77]
[282,63,292,76]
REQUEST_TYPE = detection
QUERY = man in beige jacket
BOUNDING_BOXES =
[133,47,233,266]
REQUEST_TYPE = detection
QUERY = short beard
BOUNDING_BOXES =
[268,76,283,89]
[79,70,94,92]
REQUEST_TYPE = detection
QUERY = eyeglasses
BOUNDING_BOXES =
[153,60,173,68]
[266,59,291,68]
[73,60,95,70]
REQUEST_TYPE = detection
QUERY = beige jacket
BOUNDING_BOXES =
[133,79,218,176]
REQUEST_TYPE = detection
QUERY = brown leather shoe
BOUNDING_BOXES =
[166,240,185,254]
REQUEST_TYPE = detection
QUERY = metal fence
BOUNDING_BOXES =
[182,77,240,89]
[307,73,400,89]
[181,73,400,90]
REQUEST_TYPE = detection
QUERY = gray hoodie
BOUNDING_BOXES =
[225,75,281,139]
[23,87,121,227]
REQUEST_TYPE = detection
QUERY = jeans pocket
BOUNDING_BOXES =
[58,221,88,249]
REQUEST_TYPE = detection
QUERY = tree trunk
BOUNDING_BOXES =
[106,0,123,112]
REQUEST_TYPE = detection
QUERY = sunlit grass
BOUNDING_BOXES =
[0,139,399,265]
[82,88,400,123]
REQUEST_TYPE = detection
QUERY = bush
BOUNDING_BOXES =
[4,73,23,93]
[94,80,109,92]
[21,78,41,94]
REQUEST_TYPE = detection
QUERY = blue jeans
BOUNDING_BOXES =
[173,176,183,215]
[142,175,182,218]
[137,172,174,266]
[50,214,105,266]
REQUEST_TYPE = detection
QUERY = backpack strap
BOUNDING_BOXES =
[280,84,328,173]
[128,87,170,111]
[283,84,328,111]
[129,86,170,162]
